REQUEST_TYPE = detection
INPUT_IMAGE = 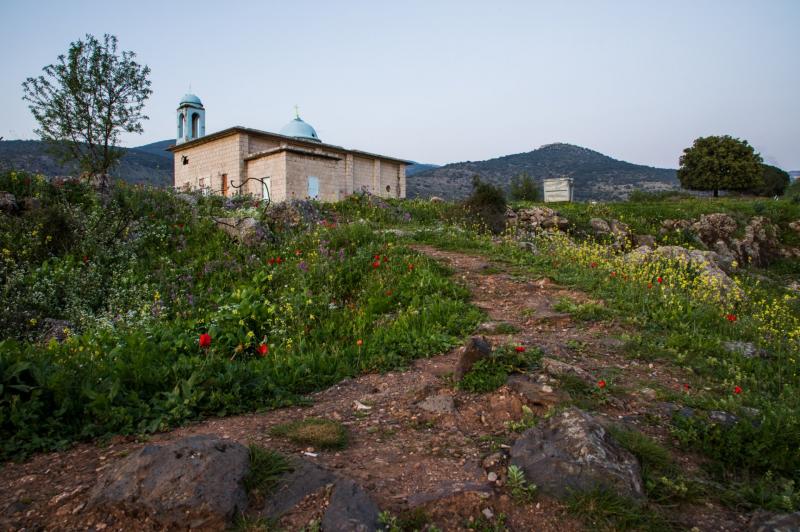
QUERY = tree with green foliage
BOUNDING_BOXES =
[677,135,763,197]
[464,176,507,233]
[509,172,540,201]
[746,164,791,197]
[22,34,152,190]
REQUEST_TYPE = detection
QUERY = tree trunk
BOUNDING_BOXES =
[713,189,719,198]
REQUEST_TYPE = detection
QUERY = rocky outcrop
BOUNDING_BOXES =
[511,207,569,233]
[669,214,783,267]
[87,435,250,529]
[454,336,493,380]
[510,408,644,499]
[214,217,272,246]
[691,213,738,247]
[589,218,640,250]
[627,245,736,295]
[736,216,782,267]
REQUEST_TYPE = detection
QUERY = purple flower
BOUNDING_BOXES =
[298,261,308,272]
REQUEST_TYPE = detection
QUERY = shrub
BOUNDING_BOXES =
[509,172,540,202]
[463,176,507,234]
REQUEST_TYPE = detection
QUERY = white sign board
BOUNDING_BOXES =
[543,177,574,203]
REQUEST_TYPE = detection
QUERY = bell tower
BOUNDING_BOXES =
[176,93,205,144]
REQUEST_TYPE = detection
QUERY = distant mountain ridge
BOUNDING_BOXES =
[2,139,682,201]
[407,143,680,201]
[0,139,174,187]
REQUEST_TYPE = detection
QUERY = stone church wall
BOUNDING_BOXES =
[353,156,374,194]
[245,152,286,202]
[173,133,242,195]
[284,153,344,201]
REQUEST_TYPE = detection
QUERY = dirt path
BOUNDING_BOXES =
[0,245,746,531]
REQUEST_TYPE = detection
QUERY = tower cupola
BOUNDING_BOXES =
[177,93,205,144]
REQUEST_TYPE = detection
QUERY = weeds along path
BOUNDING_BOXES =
[0,244,741,530]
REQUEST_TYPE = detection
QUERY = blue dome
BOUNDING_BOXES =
[279,117,321,143]
[179,93,203,106]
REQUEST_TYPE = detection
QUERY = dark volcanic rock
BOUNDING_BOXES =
[510,407,644,500]
[87,435,249,529]
[454,336,493,380]
[261,459,336,519]
[321,478,381,532]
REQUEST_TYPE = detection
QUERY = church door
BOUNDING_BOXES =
[221,174,228,196]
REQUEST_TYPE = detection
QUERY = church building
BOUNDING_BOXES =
[168,94,410,202]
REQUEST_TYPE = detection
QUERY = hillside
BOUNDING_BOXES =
[0,139,173,187]
[407,143,679,201]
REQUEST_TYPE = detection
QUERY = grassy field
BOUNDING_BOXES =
[2,172,800,523]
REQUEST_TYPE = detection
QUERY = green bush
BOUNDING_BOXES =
[0,172,481,460]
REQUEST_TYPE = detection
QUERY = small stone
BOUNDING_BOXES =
[487,472,498,482]
[482,508,494,519]
[417,394,455,414]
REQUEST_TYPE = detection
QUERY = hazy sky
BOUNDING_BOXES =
[1,0,798,169]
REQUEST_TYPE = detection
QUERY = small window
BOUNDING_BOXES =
[386,185,391,193]
[191,113,200,138]
[261,177,271,200]
[307,176,319,199]
[182,155,189,165]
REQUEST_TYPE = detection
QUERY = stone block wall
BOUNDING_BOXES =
[173,134,242,195]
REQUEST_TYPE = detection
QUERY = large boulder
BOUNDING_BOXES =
[214,217,272,246]
[321,478,381,532]
[87,435,250,529]
[590,218,634,249]
[261,459,380,532]
[659,219,692,236]
[691,213,738,247]
[510,408,644,499]
[454,336,493,380]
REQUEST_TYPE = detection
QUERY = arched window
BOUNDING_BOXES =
[191,113,200,138]
[177,113,184,138]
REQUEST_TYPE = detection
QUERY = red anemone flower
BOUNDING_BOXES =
[515,346,526,352]
[257,343,268,356]
[734,385,742,394]
[657,276,663,284]
[356,339,363,346]
[408,263,415,271]
[610,271,617,278]
[590,262,597,268]
[726,314,737,322]
[372,261,380,268]
[597,380,606,389]
[199,333,212,348]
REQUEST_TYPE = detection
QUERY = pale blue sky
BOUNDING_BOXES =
[1,0,798,169]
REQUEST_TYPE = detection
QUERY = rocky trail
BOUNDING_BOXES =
[0,244,751,531]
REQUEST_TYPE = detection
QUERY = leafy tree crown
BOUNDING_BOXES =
[22,34,152,177]
[677,135,762,196]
